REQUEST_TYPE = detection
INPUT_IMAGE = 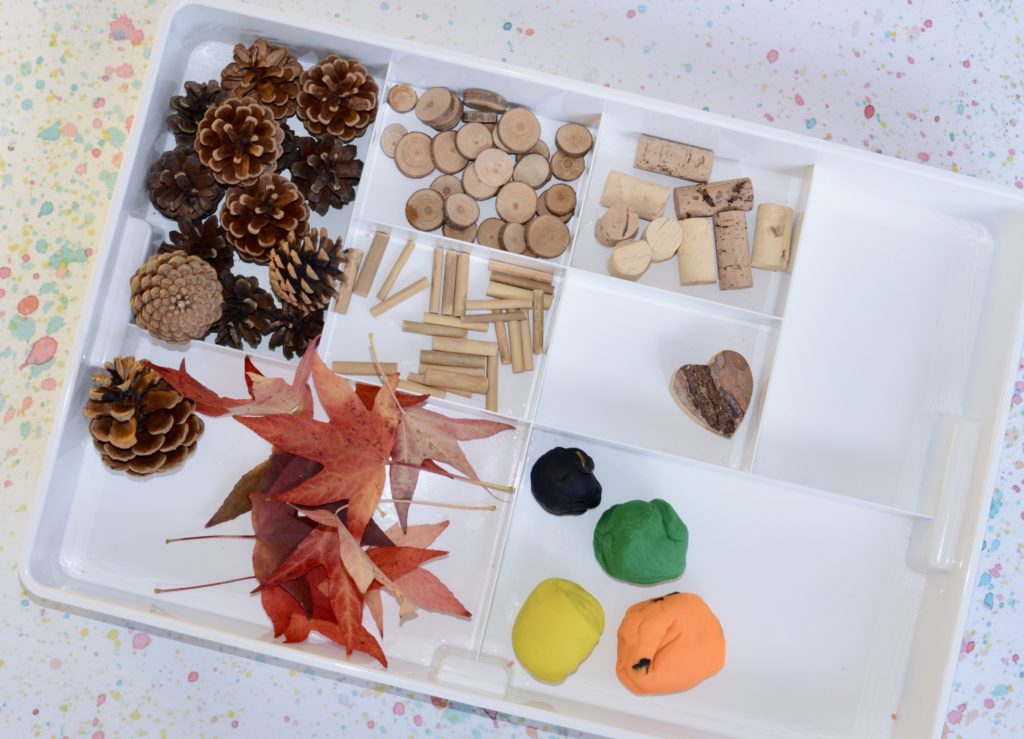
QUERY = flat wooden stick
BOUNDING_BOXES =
[519,319,533,371]
[332,361,399,376]
[485,356,498,412]
[333,248,363,314]
[453,252,471,316]
[354,231,389,297]
[420,350,487,369]
[532,289,544,354]
[429,247,443,314]
[408,372,472,398]
[377,239,416,301]
[431,336,499,357]
[487,281,553,309]
[423,313,489,332]
[424,368,489,394]
[402,321,467,338]
[369,276,429,318]
[494,311,511,365]
[399,378,446,398]
[466,298,531,311]
[488,259,554,284]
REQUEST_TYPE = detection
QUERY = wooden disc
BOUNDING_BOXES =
[535,195,571,223]
[543,183,576,216]
[444,192,480,228]
[497,107,541,153]
[644,217,684,262]
[550,150,585,181]
[406,188,445,231]
[474,148,514,187]
[415,87,461,130]
[555,123,593,157]
[435,95,464,131]
[525,214,570,258]
[495,182,538,224]
[608,239,652,280]
[517,139,550,161]
[443,222,478,242]
[387,84,418,113]
[491,124,514,153]
[379,122,407,158]
[499,222,527,254]
[395,131,435,178]
[463,87,508,113]
[463,109,499,124]
[513,153,551,189]
[455,122,493,160]
[461,162,499,200]
[431,130,468,174]
[477,218,505,247]
[431,174,464,199]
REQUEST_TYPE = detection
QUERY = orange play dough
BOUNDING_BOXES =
[615,592,725,695]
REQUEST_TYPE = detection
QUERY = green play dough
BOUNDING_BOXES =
[593,499,688,584]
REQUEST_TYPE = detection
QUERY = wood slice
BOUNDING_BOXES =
[474,148,514,187]
[491,123,514,153]
[395,131,435,179]
[477,218,505,247]
[555,123,593,157]
[461,162,499,200]
[543,183,576,216]
[430,174,464,199]
[644,217,684,262]
[550,150,585,181]
[431,130,468,174]
[387,84,418,113]
[525,215,570,258]
[443,222,478,242]
[444,192,480,228]
[496,107,541,153]
[513,153,551,189]
[379,123,407,158]
[499,222,527,254]
[415,87,455,126]
[608,239,652,280]
[536,193,572,223]
[495,182,538,224]
[517,139,550,161]
[455,122,493,160]
[594,205,640,246]
[463,109,499,124]
[669,350,752,438]
[463,87,508,113]
[405,188,445,231]
[434,95,463,132]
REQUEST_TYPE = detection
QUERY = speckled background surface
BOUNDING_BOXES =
[1,1,1022,737]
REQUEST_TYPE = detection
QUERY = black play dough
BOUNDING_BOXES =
[530,447,602,515]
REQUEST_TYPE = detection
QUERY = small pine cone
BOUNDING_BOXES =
[211,272,276,350]
[146,146,224,222]
[220,38,302,120]
[195,98,284,186]
[130,252,223,344]
[276,125,302,174]
[290,136,363,216]
[167,80,226,146]
[221,173,309,263]
[269,228,345,313]
[83,355,204,477]
[269,304,324,360]
[295,55,378,141]
[158,216,234,276]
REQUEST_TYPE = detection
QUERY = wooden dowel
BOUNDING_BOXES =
[441,251,458,315]
[431,336,499,357]
[419,350,487,369]
[376,239,416,301]
[398,379,446,398]
[488,259,554,284]
[466,298,532,311]
[332,361,399,376]
[462,310,529,323]
[485,356,498,412]
[333,248,363,314]
[519,319,533,371]
[532,289,544,354]
[423,313,488,332]
[369,276,429,318]
[509,315,525,373]
[424,368,489,394]
[420,363,487,377]
[354,231,389,297]
[487,281,553,309]
[402,321,468,338]
[490,272,555,295]
[429,247,443,314]
[408,373,472,398]
[494,311,511,365]
[453,252,470,316]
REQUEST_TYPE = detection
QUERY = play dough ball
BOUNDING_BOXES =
[530,446,602,515]
[511,578,604,683]
[593,499,688,584]
[616,592,725,695]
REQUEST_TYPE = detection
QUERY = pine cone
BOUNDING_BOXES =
[221,173,309,263]
[130,252,223,344]
[83,355,203,477]
[211,272,276,350]
[167,80,226,146]
[146,146,224,222]
[269,304,324,360]
[276,125,302,173]
[158,216,234,276]
[290,136,363,216]
[195,98,284,186]
[295,55,378,141]
[269,227,345,313]
[220,38,302,120]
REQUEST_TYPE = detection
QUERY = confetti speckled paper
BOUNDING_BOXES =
[1,2,1022,737]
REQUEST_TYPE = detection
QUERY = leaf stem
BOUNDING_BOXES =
[387,459,514,493]
[153,575,256,594]
[165,534,256,544]
[380,498,496,512]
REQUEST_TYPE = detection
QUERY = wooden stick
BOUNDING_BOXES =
[441,251,458,315]
[429,247,443,314]
[462,310,529,323]
[399,378,446,398]
[532,289,544,354]
[453,252,470,316]
[332,361,399,376]
[409,372,472,398]
[333,248,363,314]
[494,311,511,365]
[509,314,525,373]
[485,356,498,412]
[490,272,555,295]
[369,276,429,318]
[466,298,532,311]
[420,363,487,377]
[354,231,389,297]
[431,336,499,357]
[486,281,553,309]
[519,319,534,371]
[420,350,487,369]
[424,368,489,394]
[488,259,554,284]
[376,239,416,301]
[423,313,489,332]
[402,320,467,338]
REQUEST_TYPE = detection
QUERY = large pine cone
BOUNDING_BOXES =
[295,55,378,141]
[269,228,345,313]
[269,304,324,360]
[195,98,284,186]
[146,146,224,222]
[167,80,226,146]
[158,216,234,276]
[221,173,309,263]
[220,38,303,120]
[290,136,363,216]
[130,252,223,344]
[211,272,276,350]
[83,356,203,477]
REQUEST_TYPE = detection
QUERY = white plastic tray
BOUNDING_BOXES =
[20,2,1024,737]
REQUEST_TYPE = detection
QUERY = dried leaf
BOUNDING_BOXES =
[355,382,429,410]
[382,520,450,549]
[394,568,471,618]
[365,588,384,636]
[206,452,321,528]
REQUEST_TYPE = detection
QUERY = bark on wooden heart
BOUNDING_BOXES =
[669,350,752,438]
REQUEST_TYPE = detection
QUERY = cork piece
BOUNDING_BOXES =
[444,192,480,229]
[463,109,499,124]
[461,162,499,200]
[369,276,429,317]
[669,350,753,438]
[443,222,478,242]
[513,153,551,189]
[430,174,464,199]
[387,84,418,113]
[677,218,717,286]
[415,86,462,131]
[429,247,443,313]
[377,239,416,301]
[354,231,390,297]
[395,131,435,179]
[555,123,593,157]
[550,150,586,182]
[634,134,714,183]
[477,218,505,248]
[543,183,576,217]
[463,88,508,113]
[600,170,671,221]
[405,188,445,231]
[608,239,652,281]
[499,222,527,254]
[379,123,407,158]
[431,130,469,174]
[474,148,514,188]
[674,177,754,219]
[455,122,493,160]
[496,182,538,224]
[525,215,571,259]
[644,217,684,262]
[332,247,362,314]
[497,108,542,153]
[595,205,640,247]
[751,203,794,271]
[442,250,458,314]
[713,210,752,290]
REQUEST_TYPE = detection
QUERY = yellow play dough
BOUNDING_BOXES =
[511,578,604,683]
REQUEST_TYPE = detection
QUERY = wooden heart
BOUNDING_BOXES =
[669,350,753,439]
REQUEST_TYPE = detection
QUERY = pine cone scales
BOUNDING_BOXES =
[270,228,345,313]
[296,55,378,141]
[212,273,276,349]
[269,305,324,359]
[159,217,234,275]
[221,38,303,120]
[84,356,203,477]
[290,136,363,216]
[146,146,224,222]
[195,98,284,186]
[130,253,223,344]
[221,173,309,263]
[168,80,226,145]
